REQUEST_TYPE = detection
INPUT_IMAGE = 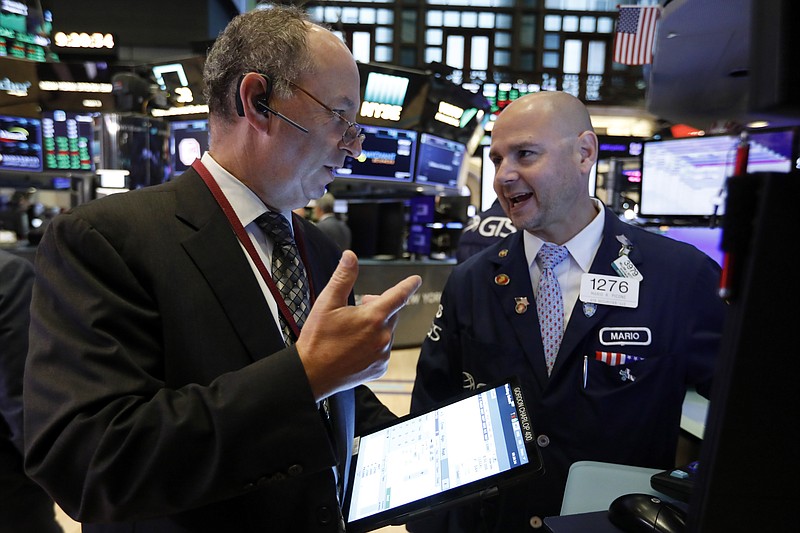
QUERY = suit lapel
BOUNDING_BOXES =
[551,209,645,375]
[486,234,550,390]
[291,213,334,305]
[174,170,285,361]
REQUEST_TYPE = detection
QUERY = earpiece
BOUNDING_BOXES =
[235,73,273,117]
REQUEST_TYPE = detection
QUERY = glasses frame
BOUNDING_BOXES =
[287,80,365,146]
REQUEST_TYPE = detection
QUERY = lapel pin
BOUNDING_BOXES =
[582,302,597,317]
[514,297,529,314]
[495,273,510,286]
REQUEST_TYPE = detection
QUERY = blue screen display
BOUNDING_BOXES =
[334,125,417,183]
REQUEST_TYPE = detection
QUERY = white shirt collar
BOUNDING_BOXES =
[523,198,605,272]
[200,152,293,231]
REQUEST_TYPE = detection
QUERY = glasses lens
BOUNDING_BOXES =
[344,123,363,145]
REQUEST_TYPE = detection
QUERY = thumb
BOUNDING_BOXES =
[312,250,359,312]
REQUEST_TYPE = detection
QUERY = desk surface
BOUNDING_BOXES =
[554,461,688,533]
[544,511,623,533]
[560,462,676,516]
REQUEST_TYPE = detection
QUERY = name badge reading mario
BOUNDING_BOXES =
[580,273,640,308]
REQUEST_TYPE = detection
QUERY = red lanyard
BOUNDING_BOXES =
[192,159,316,339]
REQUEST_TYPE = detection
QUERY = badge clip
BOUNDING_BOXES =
[616,234,633,257]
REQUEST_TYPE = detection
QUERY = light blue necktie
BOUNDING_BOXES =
[537,243,570,376]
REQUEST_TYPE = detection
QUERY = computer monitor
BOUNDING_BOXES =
[357,63,430,130]
[333,125,417,184]
[407,224,432,256]
[100,114,170,189]
[481,145,497,211]
[409,195,436,225]
[638,128,796,221]
[0,114,43,173]
[481,82,540,117]
[406,196,435,257]
[41,110,96,171]
[414,133,466,189]
[170,119,209,176]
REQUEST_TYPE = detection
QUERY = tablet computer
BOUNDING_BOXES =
[343,377,544,532]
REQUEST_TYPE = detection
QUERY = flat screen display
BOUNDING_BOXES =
[480,82,540,116]
[170,119,208,175]
[0,114,42,172]
[343,377,543,532]
[639,129,796,219]
[357,63,429,130]
[414,133,466,189]
[409,195,435,224]
[41,110,95,171]
[407,224,432,256]
[334,125,417,183]
[407,195,435,256]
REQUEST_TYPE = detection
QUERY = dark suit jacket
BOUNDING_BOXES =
[1,250,63,532]
[315,215,351,251]
[408,208,727,532]
[24,168,393,532]
[455,199,516,264]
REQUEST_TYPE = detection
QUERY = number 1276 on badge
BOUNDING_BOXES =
[579,273,640,308]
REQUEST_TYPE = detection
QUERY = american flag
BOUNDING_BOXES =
[595,351,645,366]
[613,5,661,65]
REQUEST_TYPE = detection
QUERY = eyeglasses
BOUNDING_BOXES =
[287,80,365,146]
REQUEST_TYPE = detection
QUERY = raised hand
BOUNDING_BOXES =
[296,250,422,400]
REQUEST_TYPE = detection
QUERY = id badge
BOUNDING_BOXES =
[612,255,644,281]
[580,273,640,308]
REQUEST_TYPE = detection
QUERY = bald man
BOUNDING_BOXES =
[409,91,726,531]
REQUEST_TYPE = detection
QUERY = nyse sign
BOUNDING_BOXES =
[360,100,402,122]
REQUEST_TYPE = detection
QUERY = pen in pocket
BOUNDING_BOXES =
[582,355,588,389]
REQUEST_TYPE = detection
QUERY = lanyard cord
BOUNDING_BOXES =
[192,159,316,339]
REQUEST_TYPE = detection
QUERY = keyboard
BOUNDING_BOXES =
[650,460,699,503]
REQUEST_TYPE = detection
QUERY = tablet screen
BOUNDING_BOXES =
[344,378,543,532]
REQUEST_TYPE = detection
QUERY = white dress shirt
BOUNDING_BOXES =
[523,199,605,330]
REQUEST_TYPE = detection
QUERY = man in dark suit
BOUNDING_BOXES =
[314,192,351,251]
[455,198,516,263]
[23,6,420,532]
[408,91,726,532]
[0,250,63,533]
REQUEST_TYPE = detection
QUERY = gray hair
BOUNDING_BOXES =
[203,4,316,121]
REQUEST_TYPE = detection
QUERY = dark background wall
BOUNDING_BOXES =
[40,0,240,60]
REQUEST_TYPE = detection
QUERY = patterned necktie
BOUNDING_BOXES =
[537,243,570,376]
[256,211,311,345]
[257,212,340,502]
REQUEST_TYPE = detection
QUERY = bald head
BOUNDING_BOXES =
[499,91,594,138]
